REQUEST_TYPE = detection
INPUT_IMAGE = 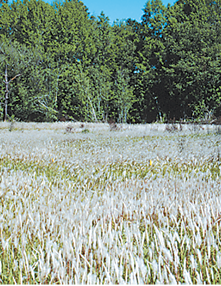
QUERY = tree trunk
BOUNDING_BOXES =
[4,65,8,121]
[3,65,21,121]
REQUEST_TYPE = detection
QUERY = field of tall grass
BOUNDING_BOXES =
[0,121,220,284]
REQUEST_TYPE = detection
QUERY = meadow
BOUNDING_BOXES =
[0,121,220,284]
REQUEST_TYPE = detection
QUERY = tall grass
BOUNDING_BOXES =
[0,123,220,283]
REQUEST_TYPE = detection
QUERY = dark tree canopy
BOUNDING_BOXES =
[0,0,221,122]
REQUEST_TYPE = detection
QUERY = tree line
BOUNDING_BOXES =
[0,0,221,123]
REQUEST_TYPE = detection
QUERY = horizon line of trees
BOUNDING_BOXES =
[0,0,221,123]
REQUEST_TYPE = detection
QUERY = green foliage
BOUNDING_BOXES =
[0,0,221,122]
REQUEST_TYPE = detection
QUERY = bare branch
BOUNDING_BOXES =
[9,74,21,83]
[38,101,59,113]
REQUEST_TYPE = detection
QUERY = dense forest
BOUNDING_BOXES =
[0,0,221,123]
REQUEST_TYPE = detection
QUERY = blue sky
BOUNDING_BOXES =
[82,0,176,23]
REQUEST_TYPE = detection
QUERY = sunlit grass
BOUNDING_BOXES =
[0,122,220,283]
